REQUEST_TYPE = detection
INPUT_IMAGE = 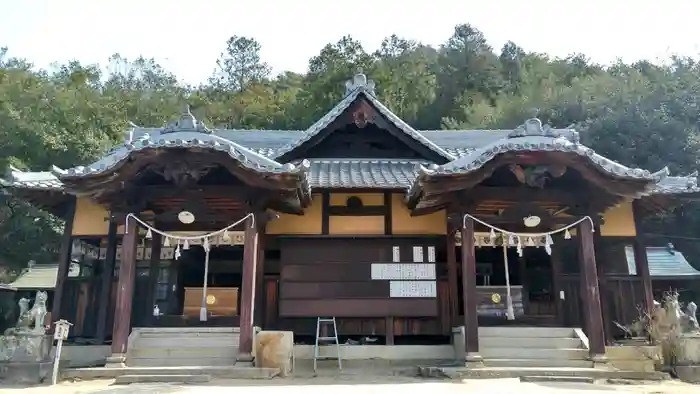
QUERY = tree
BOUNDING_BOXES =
[210,36,271,92]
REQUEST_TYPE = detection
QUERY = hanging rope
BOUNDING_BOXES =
[463,213,594,321]
[125,213,255,240]
[462,213,593,238]
[502,243,515,320]
[125,212,255,322]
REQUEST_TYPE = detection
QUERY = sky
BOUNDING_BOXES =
[1,0,698,85]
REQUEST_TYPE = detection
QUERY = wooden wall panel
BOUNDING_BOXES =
[279,299,437,317]
[282,264,370,282]
[281,281,388,299]
[278,238,443,320]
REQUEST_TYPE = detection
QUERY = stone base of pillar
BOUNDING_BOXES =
[105,354,127,368]
[464,352,484,368]
[589,353,610,368]
[237,352,254,363]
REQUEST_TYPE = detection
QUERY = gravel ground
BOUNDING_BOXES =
[0,377,697,394]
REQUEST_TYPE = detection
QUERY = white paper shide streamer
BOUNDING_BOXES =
[126,213,255,322]
[463,214,594,321]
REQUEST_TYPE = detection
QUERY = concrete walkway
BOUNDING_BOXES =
[0,377,697,394]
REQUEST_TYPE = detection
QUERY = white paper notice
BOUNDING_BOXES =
[389,281,437,298]
[392,246,401,263]
[412,246,424,263]
[427,246,436,263]
[371,263,436,280]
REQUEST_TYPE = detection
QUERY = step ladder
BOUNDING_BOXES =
[313,317,342,372]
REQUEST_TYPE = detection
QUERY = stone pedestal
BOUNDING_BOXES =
[674,334,700,383]
[254,331,294,377]
[104,354,127,368]
[0,334,53,384]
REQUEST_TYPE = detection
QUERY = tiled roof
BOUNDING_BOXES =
[417,119,664,182]
[649,173,700,195]
[10,264,60,289]
[308,159,423,189]
[271,74,455,161]
[0,167,63,191]
[625,246,700,279]
[55,110,309,179]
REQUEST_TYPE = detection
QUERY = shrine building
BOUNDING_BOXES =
[3,72,700,367]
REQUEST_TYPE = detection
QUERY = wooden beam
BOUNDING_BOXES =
[147,232,163,326]
[446,227,459,325]
[460,216,483,365]
[107,213,138,366]
[238,214,260,361]
[95,219,118,344]
[578,218,607,361]
[327,205,388,216]
[384,192,392,235]
[321,192,329,235]
[632,201,654,312]
[51,196,76,327]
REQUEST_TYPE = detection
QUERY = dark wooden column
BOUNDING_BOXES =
[578,219,607,361]
[147,232,162,325]
[238,215,260,361]
[550,241,564,326]
[106,216,138,366]
[460,216,482,364]
[253,234,266,327]
[446,228,459,326]
[632,201,654,312]
[51,197,76,326]
[95,219,118,343]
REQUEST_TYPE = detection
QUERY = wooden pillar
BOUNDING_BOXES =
[238,215,259,361]
[446,228,459,326]
[632,201,654,312]
[51,197,76,326]
[460,216,482,364]
[147,232,162,326]
[550,241,564,326]
[95,219,118,343]
[253,235,266,328]
[106,216,138,367]
[578,219,607,361]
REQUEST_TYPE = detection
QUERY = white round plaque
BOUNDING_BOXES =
[178,211,195,224]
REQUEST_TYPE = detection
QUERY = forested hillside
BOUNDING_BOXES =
[2,24,700,272]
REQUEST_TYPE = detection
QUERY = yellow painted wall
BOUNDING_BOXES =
[329,216,385,235]
[600,202,636,237]
[266,193,323,235]
[328,193,384,206]
[72,197,110,236]
[391,194,446,235]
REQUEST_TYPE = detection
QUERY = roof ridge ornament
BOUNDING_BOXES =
[162,104,212,134]
[344,68,376,96]
[509,118,560,139]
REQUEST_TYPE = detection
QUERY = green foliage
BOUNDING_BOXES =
[2,24,700,269]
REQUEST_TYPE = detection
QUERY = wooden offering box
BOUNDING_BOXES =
[475,285,524,317]
[183,287,239,318]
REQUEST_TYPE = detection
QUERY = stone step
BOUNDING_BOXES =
[484,358,594,368]
[479,337,582,349]
[114,374,211,385]
[134,338,240,348]
[478,327,576,338]
[62,366,280,381]
[127,357,237,367]
[129,346,239,359]
[138,333,240,341]
[480,348,589,360]
[519,375,595,384]
[418,366,670,381]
